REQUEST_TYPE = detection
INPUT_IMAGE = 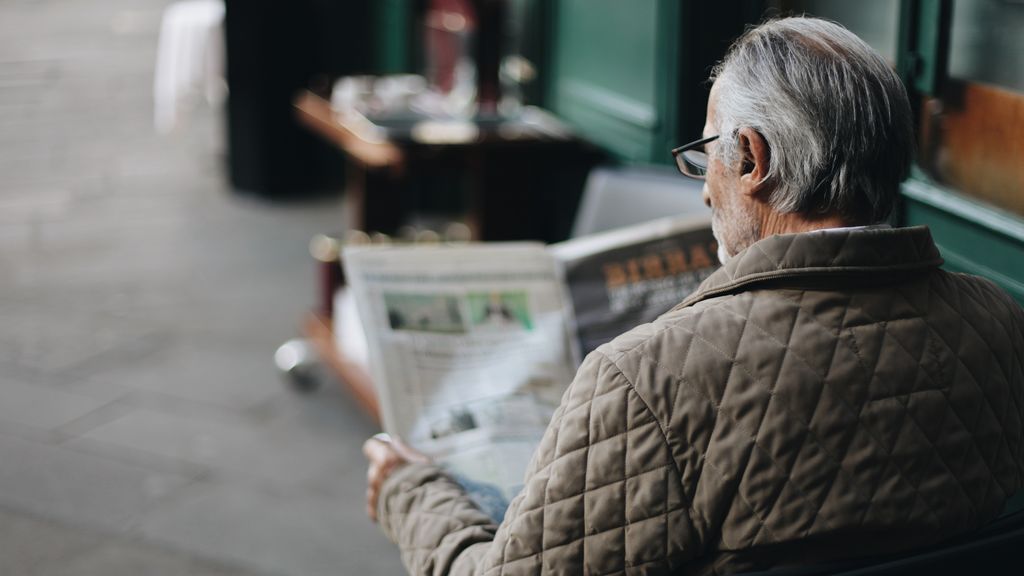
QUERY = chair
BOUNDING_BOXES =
[735,509,1024,575]
[570,164,709,238]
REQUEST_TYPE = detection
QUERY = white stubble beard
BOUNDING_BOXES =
[710,199,761,265]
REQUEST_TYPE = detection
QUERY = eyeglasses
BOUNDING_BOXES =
[671,134,719,180]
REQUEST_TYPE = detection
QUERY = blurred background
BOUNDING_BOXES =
[0,0,1021,574]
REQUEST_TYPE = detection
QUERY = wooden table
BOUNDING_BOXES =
[293,89,601,242]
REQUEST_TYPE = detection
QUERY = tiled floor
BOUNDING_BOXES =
[0,0,405,574]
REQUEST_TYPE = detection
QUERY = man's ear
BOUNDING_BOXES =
[737,127,771,198]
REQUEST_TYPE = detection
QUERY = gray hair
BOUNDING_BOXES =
[710,17,913,223]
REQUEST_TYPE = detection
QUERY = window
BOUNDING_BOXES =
[918,0,1024,217]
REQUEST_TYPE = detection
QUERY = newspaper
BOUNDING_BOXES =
[550,214,718,359]
[343,243,576,517]
[342,216,717,519]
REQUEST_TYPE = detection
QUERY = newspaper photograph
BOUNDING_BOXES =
[343,243,577,514]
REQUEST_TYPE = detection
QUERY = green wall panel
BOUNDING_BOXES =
[546,0,679,163]
[556,3,659,114]
[376,0,414,74]
[902,179,1024,305]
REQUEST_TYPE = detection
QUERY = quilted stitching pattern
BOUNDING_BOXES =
[378,227,1024,576]
[476,351,697,575]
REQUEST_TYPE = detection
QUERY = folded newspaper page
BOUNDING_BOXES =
[343,243,577,517]
[550,214,718,358]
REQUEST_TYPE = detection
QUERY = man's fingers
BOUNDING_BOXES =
[366,486,378,522]
[362,437,391,461]
[391,438,430,464]
[364,434,429,465]
[363,433,425,523]
[366,479,380,522]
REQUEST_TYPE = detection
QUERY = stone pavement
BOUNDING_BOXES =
[0,0,405,574]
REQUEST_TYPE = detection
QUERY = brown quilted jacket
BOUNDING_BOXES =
[377,226,1024,575]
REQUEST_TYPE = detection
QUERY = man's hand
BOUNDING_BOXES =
[363,433,430,522]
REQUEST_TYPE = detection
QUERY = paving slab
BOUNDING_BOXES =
[0,432,198,533]
[76,339,286,411]
[0,506,107,576]
[45,539,269,576]
[0,505,268,576]
[138,480,405,576]
[0,375,108,431]
[72,404,360,493]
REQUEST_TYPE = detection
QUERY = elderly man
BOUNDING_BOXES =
[363,17,1024,575]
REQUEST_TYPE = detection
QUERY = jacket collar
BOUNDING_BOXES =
[676,225,944,309]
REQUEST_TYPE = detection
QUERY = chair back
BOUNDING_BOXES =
[570,165,708,238]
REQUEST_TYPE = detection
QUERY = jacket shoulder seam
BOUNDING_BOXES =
[595,349,689,499]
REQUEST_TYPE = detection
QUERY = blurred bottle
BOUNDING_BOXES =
[309,233,342,318]
[424,0,477,116]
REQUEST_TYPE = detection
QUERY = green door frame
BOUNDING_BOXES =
[896,0,1024,304]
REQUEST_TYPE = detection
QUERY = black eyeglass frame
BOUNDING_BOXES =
[670,134,719,180]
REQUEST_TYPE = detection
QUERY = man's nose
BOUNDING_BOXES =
[702,185,711,207]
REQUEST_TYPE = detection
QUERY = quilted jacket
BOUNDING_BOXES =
[377,225,1024,575]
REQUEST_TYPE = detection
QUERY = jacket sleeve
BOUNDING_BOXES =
[377,463,498,575]
[376,350,701,576]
